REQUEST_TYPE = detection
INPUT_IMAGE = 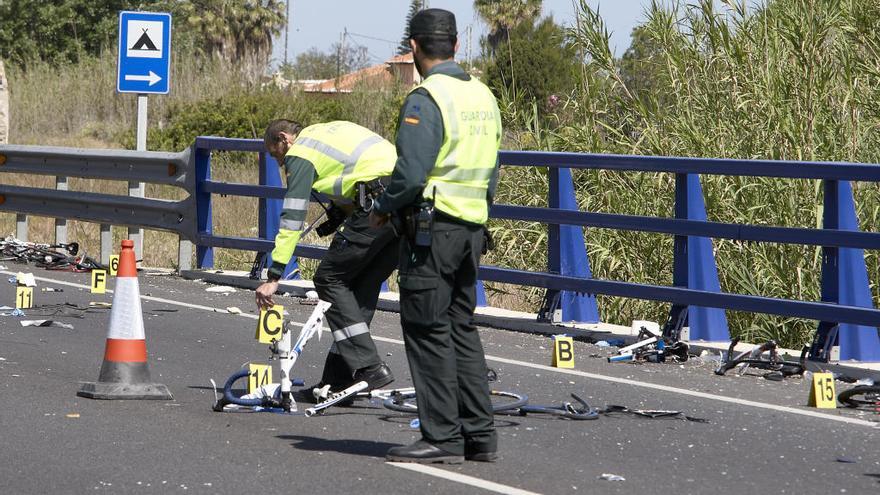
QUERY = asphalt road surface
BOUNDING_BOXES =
[0,268,878,494]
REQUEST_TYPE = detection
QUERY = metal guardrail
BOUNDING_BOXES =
[0,144,196,266]
[1,138,878,360]
[192,137,880,362]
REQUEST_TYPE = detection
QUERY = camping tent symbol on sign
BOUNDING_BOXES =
[126,20,163,59]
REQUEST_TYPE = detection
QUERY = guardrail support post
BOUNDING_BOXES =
[195,147,214,268]
[177,238,192,272]
[260,152,299,279]
[558,167,598,323]
[538,167,563,322]
[54,176,67,245]
[15,213,27,242]
[674,174,729,341]
[476,280,487,307]
[815,180,880,362]
[100,224,112,264]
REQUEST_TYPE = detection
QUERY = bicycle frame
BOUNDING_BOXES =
[212,300,331,413]
[715,339,806,379]
[274,300,331,412]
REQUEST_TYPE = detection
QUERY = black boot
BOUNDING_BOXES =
[386,440,464,464]
[352,362,394,390]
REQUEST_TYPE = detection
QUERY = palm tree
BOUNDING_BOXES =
[186,0,286,68]
[474,0,542,56]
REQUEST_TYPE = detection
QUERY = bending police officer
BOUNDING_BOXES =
[370,9,502,464]
[257,119,397,401]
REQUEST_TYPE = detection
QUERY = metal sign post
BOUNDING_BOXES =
[117,11,172,263]
[131,94,149,259]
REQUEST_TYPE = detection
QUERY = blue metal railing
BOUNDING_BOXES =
[193,136,880,360]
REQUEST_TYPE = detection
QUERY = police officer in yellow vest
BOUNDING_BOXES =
[370,9,502,463]
[257,119,397,402]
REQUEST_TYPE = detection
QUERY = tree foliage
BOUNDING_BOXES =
[181,0,285,66]
[484,17,581,114]
[0,0,285,69]
[0,0,138,66]
[617,25,664,101]
[474,0,542,55]
[292,43,369,80]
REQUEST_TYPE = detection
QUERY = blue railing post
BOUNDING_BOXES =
[538,166,563,322]
[195,146,214,268]
[557,168,599,323]
[476,280,487,307]
[258,152,271,243]
[261,152,300,280]
[817,180,880,361]
[674,174,729,341]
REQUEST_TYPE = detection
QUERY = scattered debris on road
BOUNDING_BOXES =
[20,320,74,329]
[15,272,36,287]
[206,285,236,293]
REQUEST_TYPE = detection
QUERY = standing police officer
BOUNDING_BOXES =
[257,119,397,402]
[370,9,502,463]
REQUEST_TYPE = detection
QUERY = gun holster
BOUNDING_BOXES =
[315,204,348,237]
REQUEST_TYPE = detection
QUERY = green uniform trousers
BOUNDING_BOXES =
[313,207,399,385]
[397,213,496,455]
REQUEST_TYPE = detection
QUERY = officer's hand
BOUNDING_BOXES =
[369,210,389,228]
[255,280,280,310]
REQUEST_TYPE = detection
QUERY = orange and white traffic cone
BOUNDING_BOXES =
[78,240,172,400]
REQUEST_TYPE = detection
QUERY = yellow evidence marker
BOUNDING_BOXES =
[109,255,120,276]
[248,363,273,394]
[551,335,575,368]
[256,305,284,344]
[808,372,837,408]
[91,269,107,294]
[15,286,33,309]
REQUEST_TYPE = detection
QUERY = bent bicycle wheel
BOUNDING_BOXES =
[838,385,880,409]
[383,390,528,414]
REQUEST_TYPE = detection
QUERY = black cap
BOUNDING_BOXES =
[410,8,457,38]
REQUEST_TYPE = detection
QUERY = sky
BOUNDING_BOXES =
[269,0,654,68]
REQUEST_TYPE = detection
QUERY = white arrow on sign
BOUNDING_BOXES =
[124,71,162,86]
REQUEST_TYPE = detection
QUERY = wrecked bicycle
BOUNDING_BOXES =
[0,236,106,272]
[714,339,806,381]
[837,384,880,410]
[381,370,597,420]
[382,389,598,420]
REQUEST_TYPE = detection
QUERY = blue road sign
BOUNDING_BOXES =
[117,11,171,94]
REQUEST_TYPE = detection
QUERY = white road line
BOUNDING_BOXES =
[387,463,542,495]
[11,271,877,428]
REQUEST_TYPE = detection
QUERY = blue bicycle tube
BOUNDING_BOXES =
[222,368,304,407]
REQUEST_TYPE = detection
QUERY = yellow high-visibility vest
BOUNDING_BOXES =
[287,121,396,200]
[417,74,502,225]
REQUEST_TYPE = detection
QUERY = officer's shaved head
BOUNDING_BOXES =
[264,119,304,145]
